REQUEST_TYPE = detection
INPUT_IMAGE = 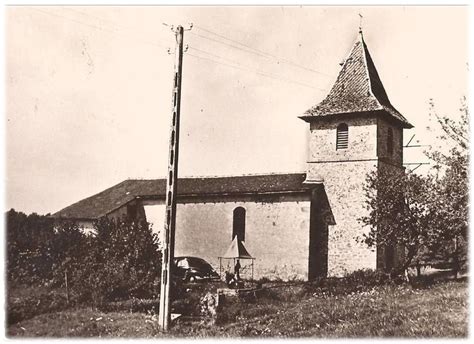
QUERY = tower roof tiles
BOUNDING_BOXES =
[301,32,413,128]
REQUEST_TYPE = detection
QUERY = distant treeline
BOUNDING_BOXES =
[6,209,162,305]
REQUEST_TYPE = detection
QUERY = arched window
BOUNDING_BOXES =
[387,128,394,156]
[233,207,246,242]
[336,123,349,150]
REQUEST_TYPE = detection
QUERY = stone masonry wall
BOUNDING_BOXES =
[306,115,406,276]
[173,194,312,280]
[308,161,377,276]
[307,116,379,276]
[309,117,377,162]
[377,117,403,165]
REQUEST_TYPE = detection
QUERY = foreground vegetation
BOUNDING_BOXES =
[6,212,163,307]
[7,278,467,338]
[360,99,468,275]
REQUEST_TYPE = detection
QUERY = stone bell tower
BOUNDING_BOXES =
[299,30,413,276]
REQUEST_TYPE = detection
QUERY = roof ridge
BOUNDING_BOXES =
[53,173,311,220]
[125,172,306,181]
[52,179,132,217]
[361,36,392,108]
[359,33,384,111]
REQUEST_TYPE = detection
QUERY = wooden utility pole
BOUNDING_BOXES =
[158,25,185,331]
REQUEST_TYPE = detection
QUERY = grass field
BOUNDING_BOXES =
[7,279,468,338]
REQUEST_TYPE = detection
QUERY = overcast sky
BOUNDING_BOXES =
[5,5,468,215]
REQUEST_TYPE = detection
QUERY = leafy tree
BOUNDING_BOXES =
[359,167,433,274]
[67,218,162,306]
[360,98,469,277]
[6,208,163,305]
[50,220,88,290]
[6,209,56,284]
[424,98,469,276]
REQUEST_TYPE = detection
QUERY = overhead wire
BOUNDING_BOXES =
[59,7,331,81]
[189,45,271,70]
[185,36,328,90]
[193,24,333,77]
[27,7,329,91]
[61,6,175,46]
[188,30,270,59]
[187,46,326,91]
[186,51,323,91]
[29,7,171,51]
[59,8,330,80]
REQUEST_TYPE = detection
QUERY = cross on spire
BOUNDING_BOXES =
[358,13,363,34]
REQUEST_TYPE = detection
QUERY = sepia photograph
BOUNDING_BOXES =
[3,2,469,338]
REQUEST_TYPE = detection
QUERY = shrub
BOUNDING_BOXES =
[6,210,164,322]
[6,209,56,285]
[343,269,391,287]
[64,218,163,306]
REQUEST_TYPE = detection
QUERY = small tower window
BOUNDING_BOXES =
[336,123,349,150]
[387,128,394,156]
[233,207,246,242]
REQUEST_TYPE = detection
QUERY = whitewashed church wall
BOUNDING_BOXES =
[151,195,313,281]
[143,203,166,239]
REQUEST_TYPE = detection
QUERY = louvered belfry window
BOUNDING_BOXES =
[336,123,349,150]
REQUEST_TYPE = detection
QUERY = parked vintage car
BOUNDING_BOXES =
[173,256,220,282]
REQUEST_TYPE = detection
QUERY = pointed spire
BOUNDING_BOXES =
[301,30,413,128]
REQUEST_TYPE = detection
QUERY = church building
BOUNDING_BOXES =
[53,31,413,280]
